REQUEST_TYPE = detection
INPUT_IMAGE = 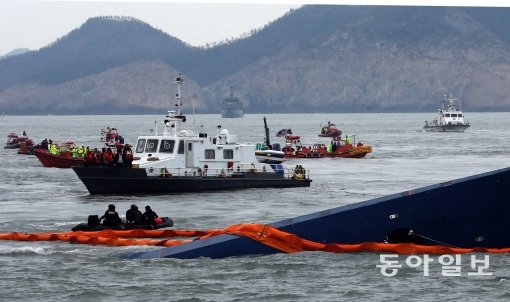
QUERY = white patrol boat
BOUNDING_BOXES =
[423,90,470,132]
[72,75,311,194]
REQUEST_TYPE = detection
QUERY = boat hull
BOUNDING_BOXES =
[255,150,285,164]
[423,124,470,132]
[71,217,174,231]
[127,166,510,259]
[221,108,244,118]
[283,145,372,159]
[72,167,311,194]
[34,149,84,168]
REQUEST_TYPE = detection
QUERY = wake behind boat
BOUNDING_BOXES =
[423,90,470,132]
[72,75,311,194]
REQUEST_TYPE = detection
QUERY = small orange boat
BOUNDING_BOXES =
[33,149,84,168]
[281,135,372,159]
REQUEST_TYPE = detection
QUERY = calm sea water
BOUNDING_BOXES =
[1,113,510,301]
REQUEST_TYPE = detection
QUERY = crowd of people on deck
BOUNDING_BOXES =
[327,134,352,152]
[83,145,134,167]
[38,137,134,167]
[99,204,160,226]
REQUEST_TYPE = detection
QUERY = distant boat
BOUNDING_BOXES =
[423,90,470,132]
[221,86,244,118]
[318,122,341,137]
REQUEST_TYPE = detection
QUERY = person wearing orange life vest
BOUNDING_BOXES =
[103,147,114,167]
[122,145,133,168]
[84,149,95,166]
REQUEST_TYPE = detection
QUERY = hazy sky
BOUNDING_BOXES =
[0,0,507,56]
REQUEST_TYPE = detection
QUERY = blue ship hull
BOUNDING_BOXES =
[127,166,510,259]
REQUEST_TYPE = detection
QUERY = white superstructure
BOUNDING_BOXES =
[132,75,281,177]
[424,90,470,132]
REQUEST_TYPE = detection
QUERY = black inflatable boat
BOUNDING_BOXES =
[71,215,174,232]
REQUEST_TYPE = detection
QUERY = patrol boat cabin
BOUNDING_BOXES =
[133,123,271,177]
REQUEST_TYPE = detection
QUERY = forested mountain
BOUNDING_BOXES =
[2,6,510,114]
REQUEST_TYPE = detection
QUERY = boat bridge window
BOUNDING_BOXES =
[223,149,233,159]
[445,114,451,117]
[458,114,463,117]
[135,139,146,153]
[145,139,159,153]
[178,141,184,154]
[451,114,458,117]
[205,149,215,159]
[159,139,175,153]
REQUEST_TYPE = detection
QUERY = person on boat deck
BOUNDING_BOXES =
[77,145,85,158]
[100,204,122,226]
[93,148,102,165]
[126,204,143,225]
[143,206,158,225]
[113,147,124,167]
[122,145,133,168]
[327,142,333,153]
[49,143,59,155]
[84,149,95,166]
[345,134,351,145]
[102,147,114,167]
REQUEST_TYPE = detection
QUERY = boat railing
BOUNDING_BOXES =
[144,163,310,180]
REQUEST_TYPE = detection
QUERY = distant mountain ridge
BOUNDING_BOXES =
[2,6,510,114]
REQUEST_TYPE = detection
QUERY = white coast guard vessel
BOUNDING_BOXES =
[423,90,470,132]
[72,75,311,194]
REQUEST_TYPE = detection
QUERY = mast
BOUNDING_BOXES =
[174,74,183,116]
[263,116,270,147]
[163,74,187,136]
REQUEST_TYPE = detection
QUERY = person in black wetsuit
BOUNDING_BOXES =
[143,206,158,225]
[99,204,122,226]
[126,204,143,225]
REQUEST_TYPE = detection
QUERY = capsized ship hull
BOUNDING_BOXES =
[73,166,311,194]
[127,166,510,259]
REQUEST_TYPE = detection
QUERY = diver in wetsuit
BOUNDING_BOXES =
[99,204,122,226]
[143,206,158,225]
[126,204,143,225]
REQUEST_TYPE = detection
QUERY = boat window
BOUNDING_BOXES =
[135,139,146,153]
[178,141,184,154]
[223,149,233,159]
[188,143,192,151]
[145,139,159,153]
[451,114,458,117]
[159,139,175,153]
[445,114,450,117]
[205,149,215,159]
[458,114,463,117]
